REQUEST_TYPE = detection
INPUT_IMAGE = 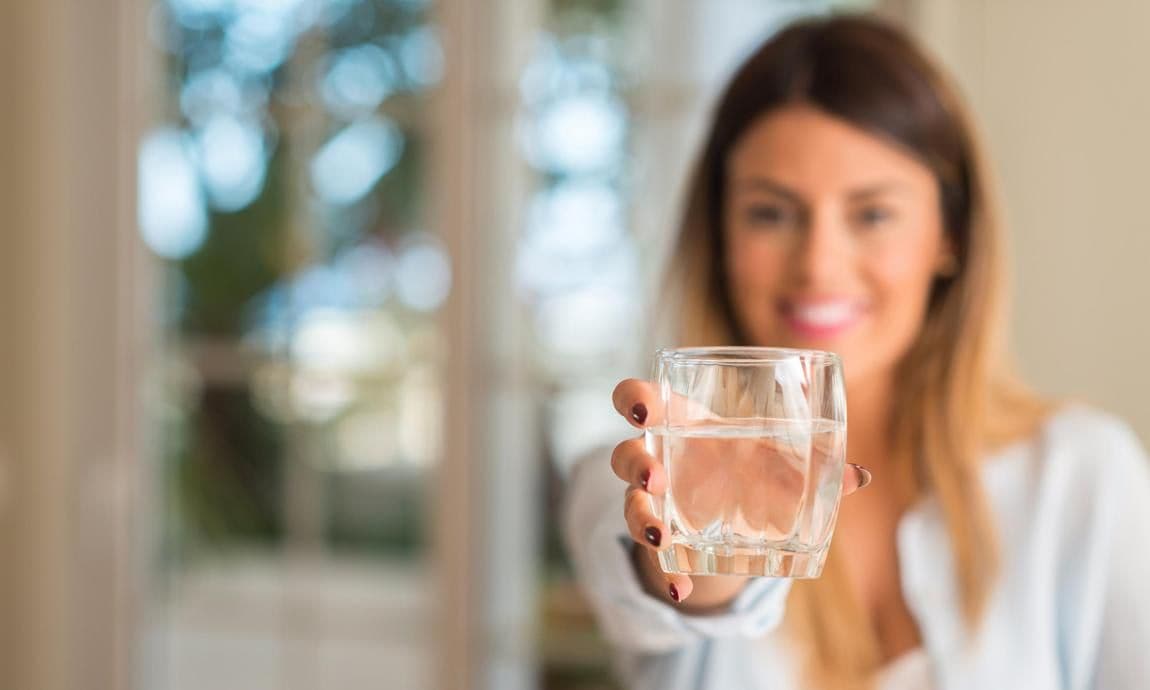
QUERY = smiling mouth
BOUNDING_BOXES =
[779,299,865,337]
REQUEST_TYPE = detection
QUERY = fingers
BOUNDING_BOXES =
[634,541,695,604]
[666,573,694,604]
[624,487,694,603]
[841,463,873,496]
[624,486,667,548]
[612,378,663,428]
[612,378,721,429]
[610,437,666,494]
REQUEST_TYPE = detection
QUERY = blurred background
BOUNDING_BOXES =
[0,0,1147,689]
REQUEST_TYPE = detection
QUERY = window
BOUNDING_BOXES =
[142,1,445,687]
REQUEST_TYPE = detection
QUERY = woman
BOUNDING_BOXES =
[562,14,1150,690]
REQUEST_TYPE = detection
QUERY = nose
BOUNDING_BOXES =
[792,209,849,287]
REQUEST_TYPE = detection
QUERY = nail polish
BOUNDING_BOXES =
[669,583,680,603]
[644,526,661,547]
[640,469,651,490]
[851,463,872,489]
[631,402,647,425]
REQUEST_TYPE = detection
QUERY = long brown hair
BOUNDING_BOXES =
[664,14,1052,689]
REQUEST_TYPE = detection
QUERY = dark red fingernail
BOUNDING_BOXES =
[669,583,680,602]
[850,463,872,489]
[643,526,661,547]
[640,469,651,490]
[631,402,647,425]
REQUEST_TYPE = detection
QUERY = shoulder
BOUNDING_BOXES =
[1040,404,1143,450]
[1033,404,1149,487]
[983,404,1149,548]
[1019,407,1150,659]
[1005,404,1150,549]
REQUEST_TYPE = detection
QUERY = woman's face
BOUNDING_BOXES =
[724,105,951,387]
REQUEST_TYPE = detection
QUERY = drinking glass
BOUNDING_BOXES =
[645,346,847,577]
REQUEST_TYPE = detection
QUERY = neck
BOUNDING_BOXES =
[845,373,896,472]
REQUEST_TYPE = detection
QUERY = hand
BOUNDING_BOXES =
[610,378,872,608]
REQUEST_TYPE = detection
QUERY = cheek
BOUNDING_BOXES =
[729,240,779,288]
[864,241,942,350]
[871,232,941,309]
[724,234,789,328]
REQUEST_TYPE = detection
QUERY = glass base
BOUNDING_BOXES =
[657,540,827,578]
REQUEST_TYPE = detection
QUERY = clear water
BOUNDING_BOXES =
[644,418,846,577]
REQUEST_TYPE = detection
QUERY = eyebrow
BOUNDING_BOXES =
[733,177,803,203]
[733,176,910,202]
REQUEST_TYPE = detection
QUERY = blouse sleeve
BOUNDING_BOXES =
[561,447,793,655]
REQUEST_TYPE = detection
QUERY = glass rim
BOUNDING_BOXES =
[655,346,841,367]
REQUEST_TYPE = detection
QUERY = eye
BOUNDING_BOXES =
[855,205,894,227]
[744,203,797,228]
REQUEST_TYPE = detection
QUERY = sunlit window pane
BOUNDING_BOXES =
[310,117,405,205]
[144,0,444,687]
[139,127,209,260]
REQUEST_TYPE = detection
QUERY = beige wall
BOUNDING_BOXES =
[908,0,1150,445]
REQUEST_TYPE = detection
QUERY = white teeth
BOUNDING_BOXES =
[792,303,856,326]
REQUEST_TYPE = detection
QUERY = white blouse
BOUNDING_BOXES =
[562,406,1150,689]
[878,648,932,690]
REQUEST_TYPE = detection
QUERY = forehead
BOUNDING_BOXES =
[726,104,934,193]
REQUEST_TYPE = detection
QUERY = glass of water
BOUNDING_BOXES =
[645,346,847,578]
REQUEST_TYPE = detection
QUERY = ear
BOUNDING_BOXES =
[935,235,959,277]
